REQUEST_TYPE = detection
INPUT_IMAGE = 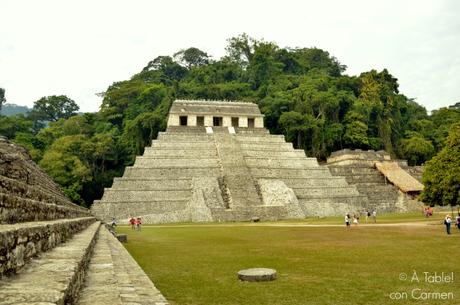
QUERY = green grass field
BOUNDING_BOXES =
[118,213,460,305]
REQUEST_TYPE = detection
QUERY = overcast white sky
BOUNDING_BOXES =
[0,0,459,113]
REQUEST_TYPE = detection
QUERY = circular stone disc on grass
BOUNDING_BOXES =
[238,268,277,282]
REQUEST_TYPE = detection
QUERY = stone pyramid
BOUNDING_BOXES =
[91,100,368,223]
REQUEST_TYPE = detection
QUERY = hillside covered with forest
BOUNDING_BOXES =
[1,34,459,207]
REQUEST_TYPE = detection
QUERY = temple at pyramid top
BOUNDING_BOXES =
[167,100,264,128]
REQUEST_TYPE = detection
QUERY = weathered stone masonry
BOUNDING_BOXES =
[92,100,371,223]
[327,149,424,213]
[0,137,169,304]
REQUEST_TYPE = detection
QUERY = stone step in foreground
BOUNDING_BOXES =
[0,221,100,305]
[77,227,168,305]
[0,216,95,277]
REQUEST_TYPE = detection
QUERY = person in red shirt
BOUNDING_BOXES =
[136,216,142,231]
[129,216,135,230]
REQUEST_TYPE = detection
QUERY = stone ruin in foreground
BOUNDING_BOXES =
[92,100,424,224]
[0,137,168,304]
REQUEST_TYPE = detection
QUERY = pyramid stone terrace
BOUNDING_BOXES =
[91,100,369,223]
[327,149,424,213]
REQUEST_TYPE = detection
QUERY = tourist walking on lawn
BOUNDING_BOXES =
[444,215,452,235]
[372,210,377,223]
[345,214,351,228]
[456,213,460,230]
[130,216,136,230]
[353,214,359,226]
[136,216,142,231]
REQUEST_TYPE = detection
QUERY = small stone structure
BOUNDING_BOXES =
[92,100,369,223]
[327,149,424,213]
[167,99,264,128]
[238,268,277,282]
[0,137,168,304]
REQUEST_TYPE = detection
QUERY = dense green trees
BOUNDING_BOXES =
[39,135,93,204]
[420,124,460,207]
[398,132,435,165]
[31,95,80,122]
[174,47,210,68]
[1,34,458,206]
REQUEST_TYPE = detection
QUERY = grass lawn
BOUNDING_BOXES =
[118,215,459,305]
[149,211,448,226]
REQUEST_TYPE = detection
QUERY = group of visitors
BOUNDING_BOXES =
[130,216,143,231]
[444,214,460,235]
[110,216,142,231]
[344,208,460,236]
[424,206,434,217]
[345,210,377,227]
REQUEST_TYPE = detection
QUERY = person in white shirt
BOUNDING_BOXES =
[345,214,350,227]
[444,215,452,235]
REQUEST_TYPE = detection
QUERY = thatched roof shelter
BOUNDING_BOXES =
[375,161,424,193]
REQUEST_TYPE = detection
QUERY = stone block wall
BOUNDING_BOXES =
[0,159,89,224]
[327,149,424,213]
[327,149,391,166]
[0,137,95,277]
[92,122,369,222]
[0,193,90,223]
[0,137,70,200]
[0,217,94,277]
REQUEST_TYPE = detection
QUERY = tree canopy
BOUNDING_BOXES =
[420,124,460,207]
[31,95,80,122]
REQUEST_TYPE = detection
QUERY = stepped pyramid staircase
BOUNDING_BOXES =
[92,126,368,223]
[327,149,423,213]
[0,137,168,304]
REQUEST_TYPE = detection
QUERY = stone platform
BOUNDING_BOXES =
[238,268,277,282]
